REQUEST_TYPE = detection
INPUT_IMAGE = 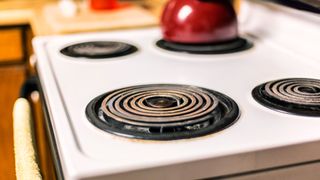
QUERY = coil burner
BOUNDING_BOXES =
[252,78,320,116]
[60,41,137,58]
[86,84,239,140]
[156,38,252,54]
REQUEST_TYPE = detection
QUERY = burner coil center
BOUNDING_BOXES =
[144,96,180,108]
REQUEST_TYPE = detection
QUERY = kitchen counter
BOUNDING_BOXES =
[0,1,50,26]
[0,0,158,35]
[0,1,57,35]
[0,9,31,26]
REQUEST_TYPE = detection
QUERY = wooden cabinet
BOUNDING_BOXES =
[0,25,30,180]
[0,28,23,62]
[0,26,30,64]
[0,65,26,180]
[0,24,56,179]
[30,90,57,180]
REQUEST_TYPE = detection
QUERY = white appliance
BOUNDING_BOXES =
[33,0,320,179]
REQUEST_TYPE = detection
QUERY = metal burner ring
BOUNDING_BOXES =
[86,84,240,140]
[101,85,219,127]
[252,78,320,117]
[265,78,320,106]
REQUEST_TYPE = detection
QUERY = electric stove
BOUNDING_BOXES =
[33,0,320,179]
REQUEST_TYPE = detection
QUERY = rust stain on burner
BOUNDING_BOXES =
[101,86,219,126]
[252,78,320,116]
[86,84,239,140]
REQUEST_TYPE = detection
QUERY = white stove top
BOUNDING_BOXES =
[33,1,320,179]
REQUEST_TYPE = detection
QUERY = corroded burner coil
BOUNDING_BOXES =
[265,78,320,106]
[86,84,239,140]
[252,78,320,116]
[101,85,219,127]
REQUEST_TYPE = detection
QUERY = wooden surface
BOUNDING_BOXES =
[0,66,55,180]
[39,3,158,34]
[0,0,53,10]
[145,0,167,17]
[31,92,56,180]
[0,28,23,62]
[0,0,54,26]
[0,9,31,26]
[0,0,159,36]
[0,65,26,180]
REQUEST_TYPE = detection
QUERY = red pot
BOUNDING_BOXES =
[90,0,118,10]
[161,0,238,44]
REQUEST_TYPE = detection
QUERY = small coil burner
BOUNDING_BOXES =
[252,78,320,116]
[60,41,137,58]
[156,38,252,54]
[86,84,239,140]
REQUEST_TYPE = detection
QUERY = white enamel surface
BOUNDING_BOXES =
[33,1,320,179]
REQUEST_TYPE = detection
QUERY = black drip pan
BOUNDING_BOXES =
[156,37,252,54]
[252,78,320,117]
[86,84,240,140]
[60,41,138,59]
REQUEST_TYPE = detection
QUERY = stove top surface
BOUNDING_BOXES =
[33,1,320,179]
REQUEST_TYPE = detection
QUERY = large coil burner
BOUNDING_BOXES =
[252,78,320,116]
[86,84,239,140]
[60,41,137,59]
